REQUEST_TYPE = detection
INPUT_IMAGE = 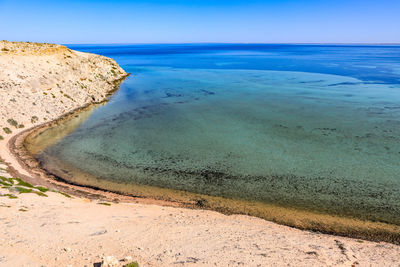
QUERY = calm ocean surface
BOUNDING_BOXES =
[34,44,400,223]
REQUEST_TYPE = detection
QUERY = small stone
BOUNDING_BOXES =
[123,256,133,262]
[90,229,107,236]
[63,247,71,252]
[101,255,119,267]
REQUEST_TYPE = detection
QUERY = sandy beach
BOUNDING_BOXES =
[1,41,400,266]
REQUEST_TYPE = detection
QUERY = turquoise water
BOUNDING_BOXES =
[34,44,400,223]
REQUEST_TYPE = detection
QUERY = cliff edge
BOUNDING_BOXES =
[0,41,127,138]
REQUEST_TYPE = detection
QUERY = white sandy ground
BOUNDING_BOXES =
[1,41,400,266]
[1,185,400,267]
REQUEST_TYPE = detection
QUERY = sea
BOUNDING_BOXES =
[28,44,400,224]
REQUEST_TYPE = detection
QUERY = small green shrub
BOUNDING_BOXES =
[63,94,74,101]
[34,191,48,197]
[0,176,13,184]
[15,186,33,194]
[59,191,72,198]
[0,135,3,140]
[35,186,49,192]
[15,178,34,188]
[123,262,139,267]
[7,118,18,128]
[3,127,12,134]
[0,180,11,187]
[3,194,18,199]
[31,116,39,123]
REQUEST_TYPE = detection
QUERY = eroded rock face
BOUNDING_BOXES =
[0,40,127,137]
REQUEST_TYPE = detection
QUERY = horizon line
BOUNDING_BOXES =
[62,42,400,46]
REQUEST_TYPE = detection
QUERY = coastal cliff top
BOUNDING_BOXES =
[0,40,70,55]
[0,40,127,139]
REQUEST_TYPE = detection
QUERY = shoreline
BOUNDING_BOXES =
[7,110,185,208]
[7,99,400,245]
[3,72,181,205]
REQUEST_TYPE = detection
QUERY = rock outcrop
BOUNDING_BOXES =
[0,41,127,138]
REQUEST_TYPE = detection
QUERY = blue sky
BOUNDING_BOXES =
[1,0,399,44]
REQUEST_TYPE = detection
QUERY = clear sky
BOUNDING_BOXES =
[1,0,399,44]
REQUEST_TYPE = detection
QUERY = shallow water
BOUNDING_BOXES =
[30,44,400,224]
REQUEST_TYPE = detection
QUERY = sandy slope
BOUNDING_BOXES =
[1,41,400,266]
